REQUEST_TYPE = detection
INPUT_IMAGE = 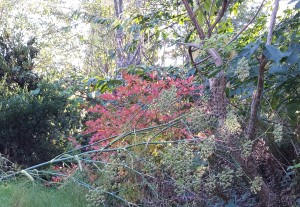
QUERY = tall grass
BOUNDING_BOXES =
[0,179,87,207]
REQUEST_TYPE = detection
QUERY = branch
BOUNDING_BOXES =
[193,55,212,65]
[128,42,141,65]
[246,57,267,140]
[181,0,206,39]
[182,0,223,67]
[267,0,279,45]
[207,0,230,37]
[207,48,223,66]
[0,138,203,181]
[188,45,195,63]
[227,0,266,45]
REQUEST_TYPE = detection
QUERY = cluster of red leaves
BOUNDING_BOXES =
[83,73,203,148]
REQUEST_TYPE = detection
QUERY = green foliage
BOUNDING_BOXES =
[186,107,216,132]
[0,179,87,207]
[250,176,263,194]
[87,77,122,94]
[228,7,300,129]
[1,1,300,207]
[82,139,258,206]
[161,143,203,195]
[0,31,39,89]
[0,81,80,166]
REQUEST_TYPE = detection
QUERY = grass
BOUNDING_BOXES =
[0,179,88,207]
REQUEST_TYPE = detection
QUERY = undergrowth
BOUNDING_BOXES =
[0,179,87,207]
[1,73,299,207]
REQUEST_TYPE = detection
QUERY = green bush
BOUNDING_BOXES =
[0,81,80,166]
[0,31,39,90]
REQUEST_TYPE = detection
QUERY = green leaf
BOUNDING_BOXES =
[88,78,98,86]
[287,103,300,124]
[203,0,211,12]
[287,163,300,170]
[30,88,40,95]
[197,12,204,25]
[230,2,240,16]
[238,40,261,59]
[187,68,196,77]
[269,64,288,75]
[294,163,300,168]
[207,67,222,78]
[264,45,292,64]
[287,52,299,65]
[178,17,185,26]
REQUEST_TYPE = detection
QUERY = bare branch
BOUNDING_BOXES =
[193,55,212,65]
[207,48,223,66]
[267,0,280,45]
[207,0,230,38]
[181,0,206,39]
[227,0,266,45]
[247,57,267,140]
[182,0,223,66]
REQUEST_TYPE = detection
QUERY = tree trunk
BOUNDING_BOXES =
[209,71,227,122]
[114,0,142,76]
[114,0,126,70]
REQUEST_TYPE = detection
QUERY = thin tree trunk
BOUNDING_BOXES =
[181,0,282,206]
[114,0,142,74]
[114,0,126,71]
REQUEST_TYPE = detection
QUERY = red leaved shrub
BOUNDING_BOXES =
[83,73,204,148]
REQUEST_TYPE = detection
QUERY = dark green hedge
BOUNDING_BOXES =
[0,82,79,166]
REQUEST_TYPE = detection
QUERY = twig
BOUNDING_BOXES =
[193,55,212,66]
[0,138,203,181]
[59,118,185,157]
[81,159,156,179]
[143,119,181,150]
[227,0,266,45]
[207,0,230,38]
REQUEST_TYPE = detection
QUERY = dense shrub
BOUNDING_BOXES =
[79,73,299,206]
[0,81,80,166]
[0,31,83,166]
[0,31,39,89]
[83,72,205,149]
